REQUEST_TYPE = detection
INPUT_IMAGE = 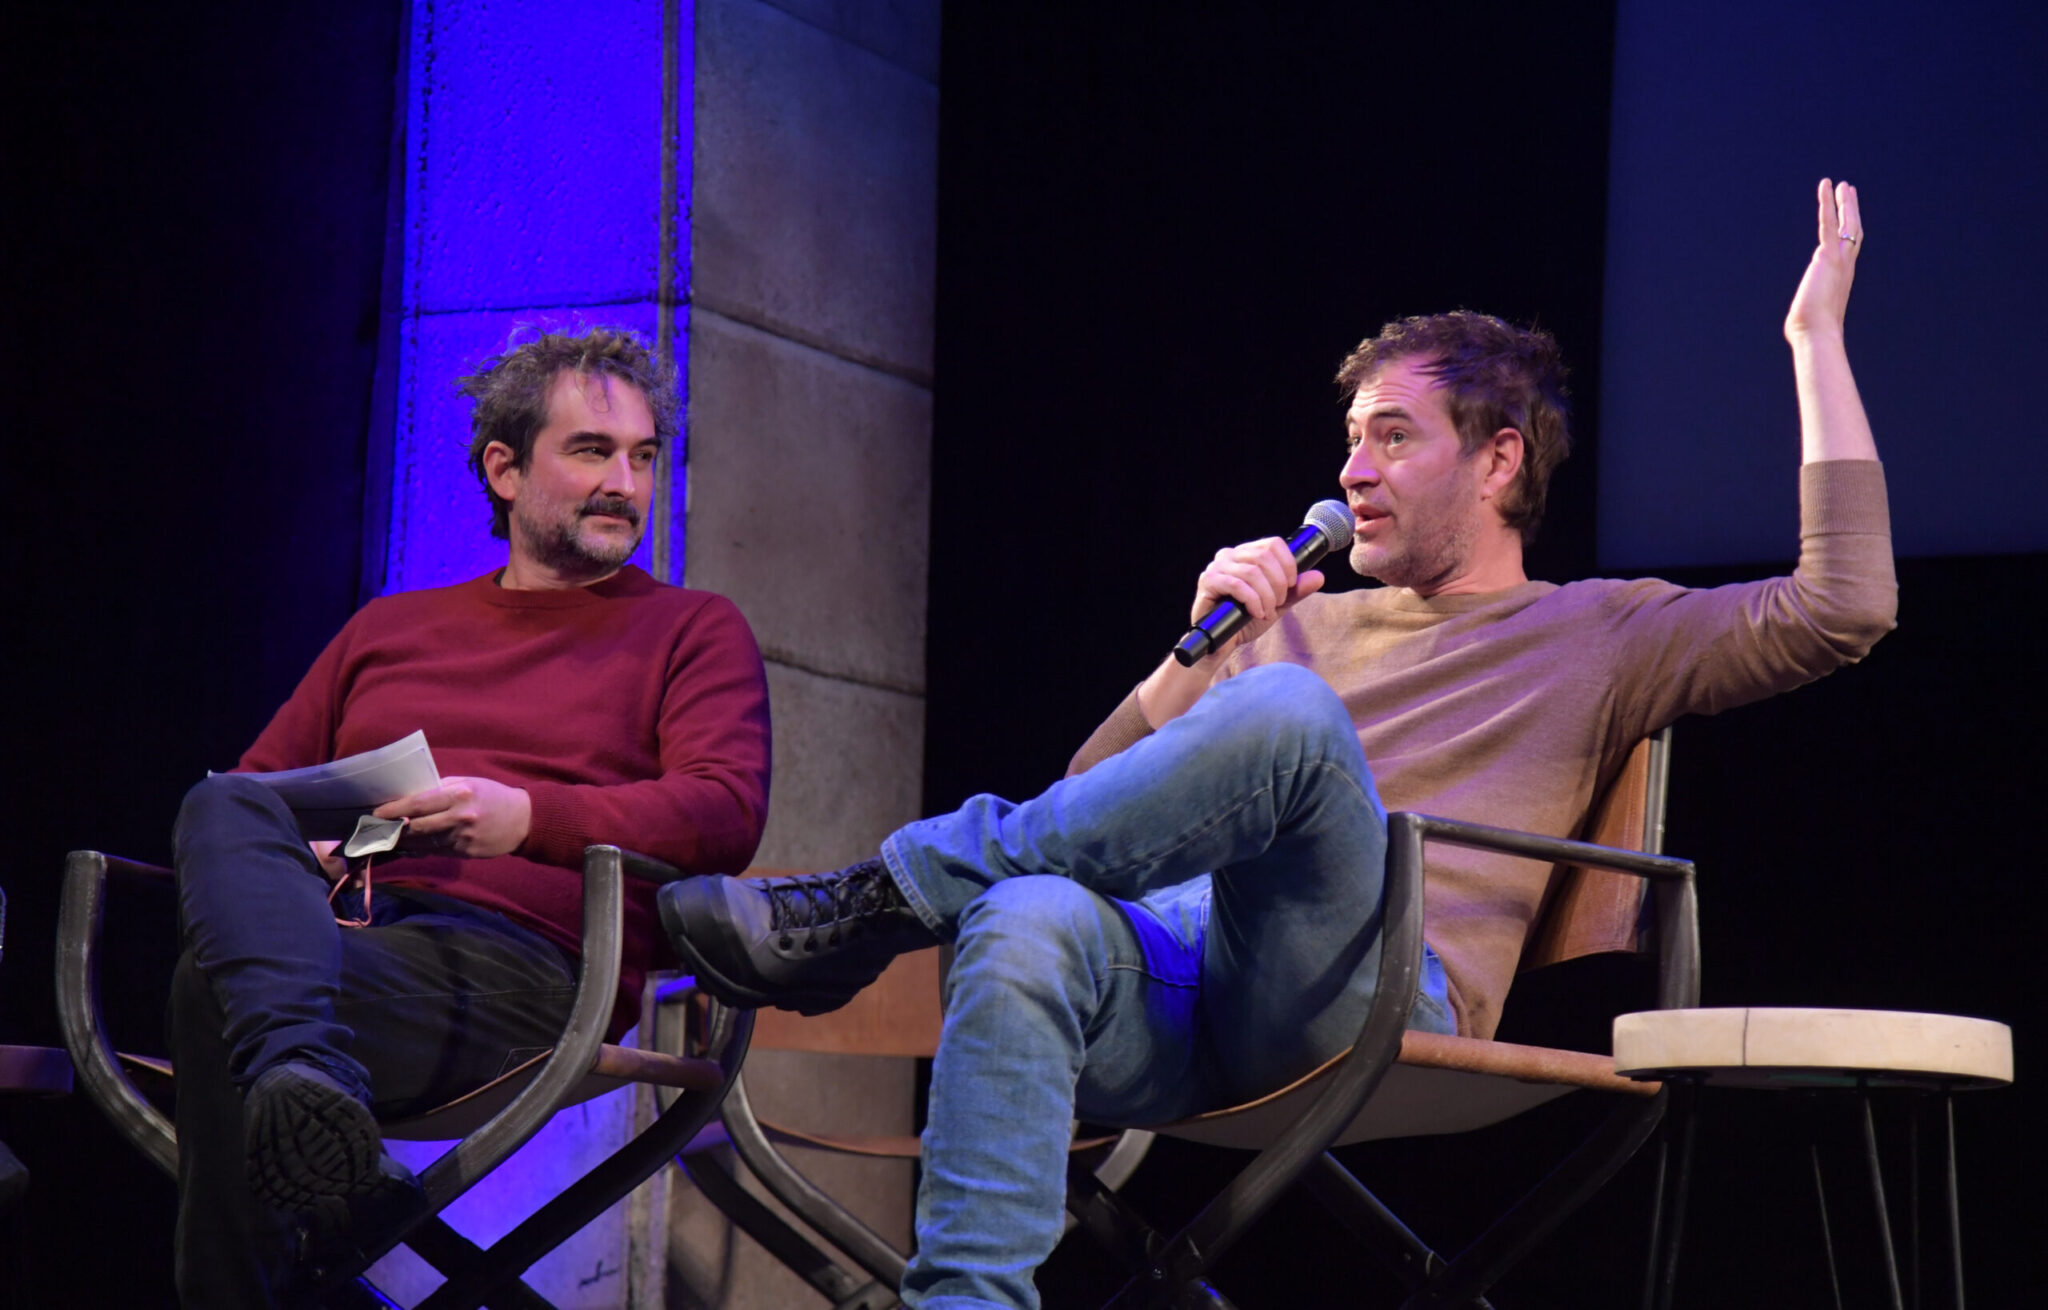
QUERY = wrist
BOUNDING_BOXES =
[1139,653,1216,728]
[1785,323,1846,352]
[509,786,533,853]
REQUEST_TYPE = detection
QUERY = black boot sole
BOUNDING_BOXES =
[245,1064,385,1216]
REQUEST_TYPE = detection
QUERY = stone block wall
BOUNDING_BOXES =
[361,0,936,1300]
[671,1,939,1304]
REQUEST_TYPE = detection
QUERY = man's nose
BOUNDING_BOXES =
[602,453,639,496]
[1340,449,1379,488]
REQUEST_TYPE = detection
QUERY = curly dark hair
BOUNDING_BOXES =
[1334,312,1572,545]
[458,326,679,540]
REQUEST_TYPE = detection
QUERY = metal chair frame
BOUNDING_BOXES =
[660,963,1156,1310]
[1066,799,1699,1310]
[56,845,753,1309]
[673,731,1699,1309]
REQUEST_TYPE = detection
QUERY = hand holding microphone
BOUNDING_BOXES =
[1171,500,1353,666]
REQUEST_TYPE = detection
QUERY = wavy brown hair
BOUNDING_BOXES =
[458,327,678,539]
[1335,312,1571,544]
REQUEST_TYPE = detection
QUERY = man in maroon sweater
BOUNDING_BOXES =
[167,328,771,1307]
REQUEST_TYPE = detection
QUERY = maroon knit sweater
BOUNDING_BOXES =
[237,566,772,1030]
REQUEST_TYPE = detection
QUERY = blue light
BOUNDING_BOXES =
[382,0,683,593]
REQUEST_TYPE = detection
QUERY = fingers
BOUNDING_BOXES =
[1198,538,1297,623]
[373,782,456,821]
[1836,181,1862,252]
[1817,177,1862,253]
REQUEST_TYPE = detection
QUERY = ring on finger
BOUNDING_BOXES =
[1839,233,1861,244]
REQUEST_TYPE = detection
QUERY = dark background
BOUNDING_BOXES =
[5,2,2040,1306]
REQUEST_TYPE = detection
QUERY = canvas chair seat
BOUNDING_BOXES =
[1159,1028,1659,1152]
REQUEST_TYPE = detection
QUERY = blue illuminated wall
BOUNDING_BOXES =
[377,0,690,593]
[358,2,693,1300]
[1598,0,2047,568]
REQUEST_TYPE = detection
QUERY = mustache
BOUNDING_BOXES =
[579,495,642,527]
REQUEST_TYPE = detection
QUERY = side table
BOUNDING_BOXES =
[1613,1007,2012,1310]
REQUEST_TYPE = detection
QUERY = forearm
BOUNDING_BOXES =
[1136,653,1218,728]
[1069,650,1229,777]
[524,772,767,874]
[1790,330,1879,464]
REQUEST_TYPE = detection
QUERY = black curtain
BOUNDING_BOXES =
[932,5,2039,1306]
[4,5,403,1303]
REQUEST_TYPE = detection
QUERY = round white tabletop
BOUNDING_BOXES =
[1612,1008,2012,1091]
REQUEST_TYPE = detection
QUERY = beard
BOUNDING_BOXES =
[1349,473,1483,591]
[513,492,644,576]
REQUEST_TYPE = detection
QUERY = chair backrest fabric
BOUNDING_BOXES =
[1518,732,1668,972]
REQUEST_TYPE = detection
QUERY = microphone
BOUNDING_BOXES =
[1171,500,1353,667]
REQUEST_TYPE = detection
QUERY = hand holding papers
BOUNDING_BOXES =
[228,731,440,845]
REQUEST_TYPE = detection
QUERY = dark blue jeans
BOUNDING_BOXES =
[167,773,578,1308]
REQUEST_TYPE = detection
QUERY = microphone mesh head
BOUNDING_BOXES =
[1302,499,1353,551]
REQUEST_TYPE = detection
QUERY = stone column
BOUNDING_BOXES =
[670,1,938,1305]
[363,0,936,1301]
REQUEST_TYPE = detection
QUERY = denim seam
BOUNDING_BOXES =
[1104,961,1199,986]
[880,834,951,938]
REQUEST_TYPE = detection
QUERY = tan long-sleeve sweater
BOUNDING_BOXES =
[1070,460,1896,1039]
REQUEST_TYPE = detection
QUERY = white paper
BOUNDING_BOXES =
[225,731,441,841]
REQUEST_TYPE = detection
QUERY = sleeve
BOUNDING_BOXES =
[1067,686,1158,777]
[519,595,773,876]
[1605,460,1897,740]
[233,612,362,772]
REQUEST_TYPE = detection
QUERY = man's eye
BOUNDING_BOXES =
[1386,429,1408,446]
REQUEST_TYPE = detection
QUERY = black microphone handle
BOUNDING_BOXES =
[1171,521,1335,667]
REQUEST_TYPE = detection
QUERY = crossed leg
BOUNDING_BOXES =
[167,775,577,1307]
[881,664,1448,1308]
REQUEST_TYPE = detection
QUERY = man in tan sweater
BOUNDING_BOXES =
[662,181,1896,1310]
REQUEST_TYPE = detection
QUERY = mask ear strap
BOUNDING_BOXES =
[329,817,407,928]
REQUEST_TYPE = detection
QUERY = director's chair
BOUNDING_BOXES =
[56,844,752,1309]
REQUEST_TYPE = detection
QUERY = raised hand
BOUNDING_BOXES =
[1786,178,1863,344]
[1783,179,1878,464]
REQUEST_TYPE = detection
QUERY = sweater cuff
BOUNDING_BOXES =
[1066,686,1156,777]
[519,781,583,869]
[1800,460,1891,538]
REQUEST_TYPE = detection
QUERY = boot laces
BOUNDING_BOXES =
[766,864,897,950]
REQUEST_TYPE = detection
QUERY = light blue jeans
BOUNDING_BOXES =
[881,663,1452,1309]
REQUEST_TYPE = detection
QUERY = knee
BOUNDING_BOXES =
[951,878,1115,995]
[1220,663,1358,764]
[175,773,293,840]
[173,774,302,874]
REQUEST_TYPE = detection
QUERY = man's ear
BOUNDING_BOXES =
[482,441,522,504]
[1477,428,1525,501]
